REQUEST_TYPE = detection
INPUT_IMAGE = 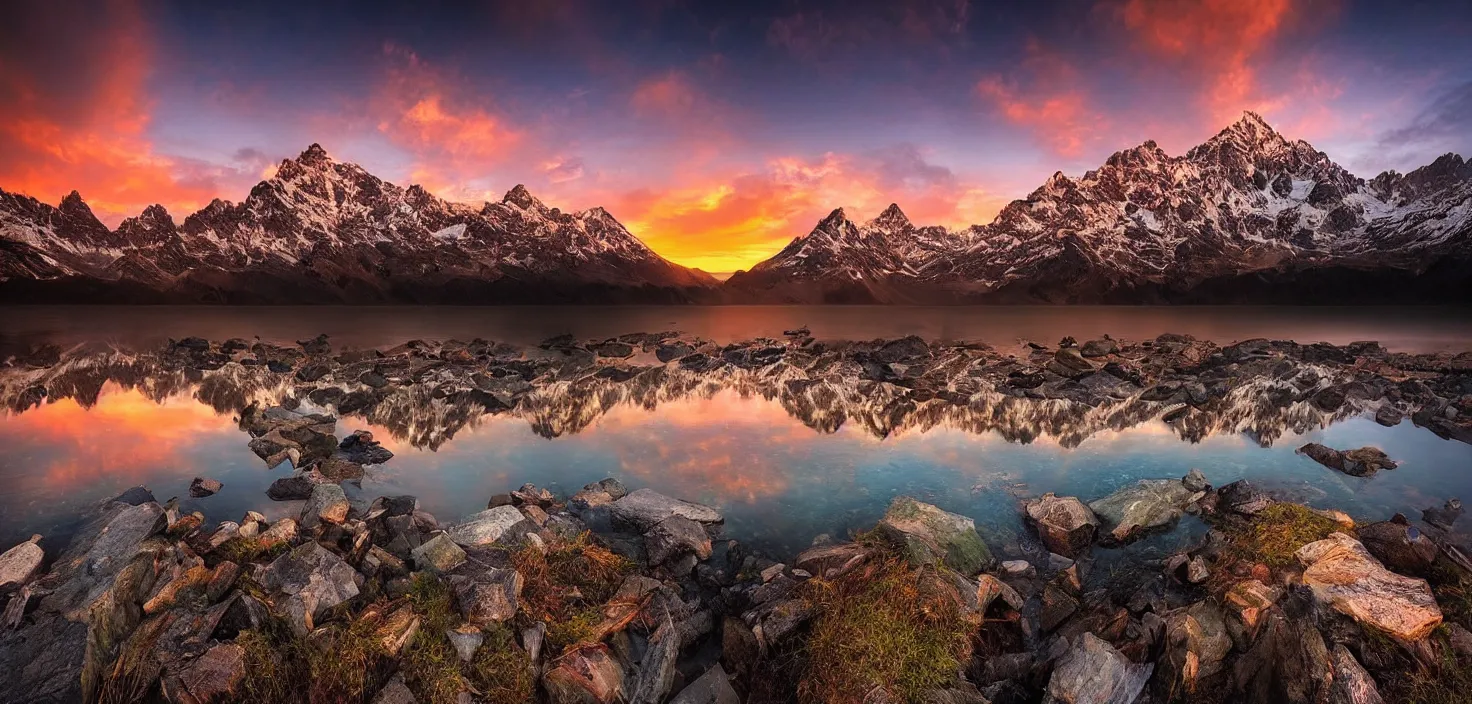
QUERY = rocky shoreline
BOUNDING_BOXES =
[1,331,1471,703]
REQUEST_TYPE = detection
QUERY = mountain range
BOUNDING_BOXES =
[2,113,1469,304]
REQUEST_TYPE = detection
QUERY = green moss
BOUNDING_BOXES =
[799,556,973,703]
[1231,503,1343,568]
[216,536,289,565]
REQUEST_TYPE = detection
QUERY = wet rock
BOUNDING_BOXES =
[1329,644,1385,704]
[300,483,350,529]
[1297,443,1397,477]
[177,642,246,702]
[411,534,467,574]
[189,477,223,498]
[1216,480,1272,516]
[645,515,713,566]
[446,506,534,547]
[337,430,393,465]
[0,534,43,591]
[669,663,741,704]
[258,542,362,635]
[794,541,871,580]
[1296,532,1442,641]
[877,496,993,574]
[1356,519,1438,576]
[1025,493,1099,558]
[448,566,523,625]
[1423,499,1463,530]
[1045,632,1153,704]
[543,643,624,704]
[1182,468,1209,492]
[1047,348,1096,378]
[266,472,326,501]
[1088,479,1198,544]
[1374,406,1403,426]
[610,489,723,531]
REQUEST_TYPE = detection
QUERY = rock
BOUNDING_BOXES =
[257,518,298,547]
[178,642,246,703]
[362,545,408,580]
[610,489,723,531]
[1422,498,1462,530]
[1329,644,1385,704]
[1041,584,1079,632]
[1163,600,1232,694]
[644,515,713,566]
[445,506,533,547]
[1231,592,1333,703]
[371,675,417,704]
[189,477,223,498]
[1080,338,1118,358]
[669,663,741,704]
[266,472,326,501]
[1295,532,1442,641]
[511,483,555,506]
[337,430,393,464]
[412,534,468,574]
[1088,479,1198,544]
[258,542,362,635]
[1224,580,1282,636]
[1025,493,1099,557]
[1374,406,1403,426]
[0,535,43,591]
[203,561,240,603]
[1182,468,1209,492]
[112,485,157,505]
[1045,632,1153,704]
[1356,519,1438,576]
[446,624,483,663]
[877,496,993,574]
[1216,480,1272,516]
[315,457,364,482]
[448,566,523,625]
[300,483,350,529]
[1297,443,1397,477]
[1001,559,1036,578]
[1185,555,1210,584]
[794,542,871,580]
[543,644,624,704]
[630,611,714,704]
[977,574,1024,614]
[0,614,91,703]
[523,622,547,663]
[1047,348,1095,378]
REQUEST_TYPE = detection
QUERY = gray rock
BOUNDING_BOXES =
[445,506,533,547]
[644,515,713,566]
[522,622,546,663]
[178,642,246,702]
[189,477,223,498]
[1298,443,1397,477]
[266,471,326,501]
[1329,644,1384,704]
[112,486,157,505]
[1356,519,1438,577]
[300,482,349,529]
[0,535,43,591]
[1088,479,1198,544]
[610,489,723,531]
[669,663,741,704]
[1080,338,1118,358]
[446,626,483,663]
[1217,480,1272,516]
[258,517,298,547]
[0,614,90,703]
[1182,468,1209,492]
[794,542,871,580]
[448,566,523,626]
[372,674,418,704]
[877,496,993,574]
[1025,493,1099,557]
[258,542,362,635]
[412,534,468,574]
[1045,632,1153,704]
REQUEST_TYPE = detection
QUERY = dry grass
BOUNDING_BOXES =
[510,531,632,653]
[1227,503,1344,568]
[399,573,535,703]
[798,557,973,704]
[216,536,290,565]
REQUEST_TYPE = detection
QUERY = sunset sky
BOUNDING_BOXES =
[2,0,1470,272]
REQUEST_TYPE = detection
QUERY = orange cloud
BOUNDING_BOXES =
[631,72,700,117]
[1116,0,1299,124]
[0,0,221,225]
[975,41,1108,158]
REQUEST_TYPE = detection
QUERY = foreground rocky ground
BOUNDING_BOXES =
[1,331,1471,703]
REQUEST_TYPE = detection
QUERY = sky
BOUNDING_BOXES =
[1,0,1470,272]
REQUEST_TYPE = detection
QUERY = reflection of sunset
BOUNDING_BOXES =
[0,383,238,492]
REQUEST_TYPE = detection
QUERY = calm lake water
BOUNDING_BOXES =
[3,305,1471,567]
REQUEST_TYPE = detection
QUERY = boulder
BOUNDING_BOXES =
[794,542,871,580]
[1356,519,1438,577]
[1025,493,1099,557]
[1216,480,1271,516]
[1297,444,1397,477]
[189,477,223,498]
[446,506,533,547]
[610,489,723,531]
[1080,338,1118,358]
[644,515,713,566]
[257,518,298,547]
[670,663,741,704]
[266,472,326,501]
[177,642,246,702]
[0,535,43,591]
[1182,468,1209,492]
[258,542,362,635]
[1047,348,1096,378]
[1231,593,1333,703]
[1329,644,1384,704]
[446,624,483,663]
[448,566,523,625]
[877,496,993,574]
[411,534,467,574]
[371,675,417,704]
[1045,632,1153,704]
[543,644,624,704]
[1295,532,1442,641]
[1088,479,1199,544]
[1422,499,1462,530]
[1162,600,1232,694]
[300,483,350,529]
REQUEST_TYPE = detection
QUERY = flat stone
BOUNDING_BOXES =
[1298,443,1397,477]
[1296,532,1442,641]
[258,541,361,635]
[543,643,624,704]
[877,496,993,574]
[610,489,723,531]
[1088,479,1198,544]
[300,483,350,529]
[644,515,713,566]
[448,566,523,626]
[1045,632,1153,704]
[411,534,467,574]
[1025,493,1099,557]
[445,506,533,547]
[0,535,43,591]
[178,642,245,702]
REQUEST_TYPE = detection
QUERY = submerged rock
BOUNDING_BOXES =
[877,496,993,574]
[1045,632,1152,704]
[1025,493,1099,558]
[1295,532,1442,641]
[1088,479,1199,544]
[1297,443,1397,477]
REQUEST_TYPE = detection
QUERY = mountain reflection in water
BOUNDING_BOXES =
[2,333,1471,559]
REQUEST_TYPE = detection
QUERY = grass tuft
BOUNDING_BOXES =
[798,556,973,703]
[466,624,535,703]
[511,531,632,653]
[1227,502,1344,568]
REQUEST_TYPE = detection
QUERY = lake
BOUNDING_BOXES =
[2,305,1471,571]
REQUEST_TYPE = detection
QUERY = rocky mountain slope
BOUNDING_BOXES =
[0,145,719,303]
[727,113,1472,303]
